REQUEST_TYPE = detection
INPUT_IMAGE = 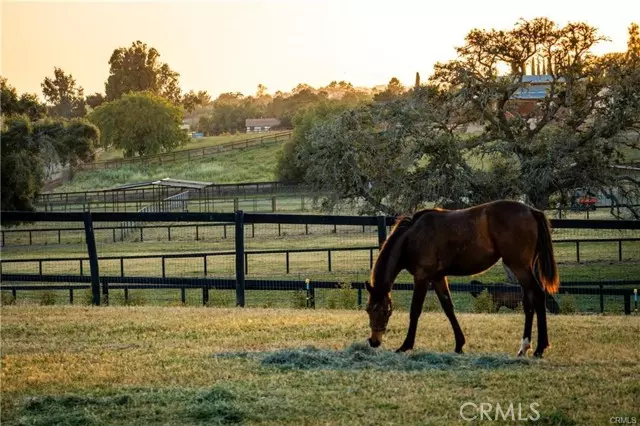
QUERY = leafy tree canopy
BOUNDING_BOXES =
[276,99,357,183]
[105,41,182,104]
[41,67,87,118]
[1,77,47,121]
[1,115,98,212]
[89,91,188,157]
[182,90,211,113]
[86,92,106,110]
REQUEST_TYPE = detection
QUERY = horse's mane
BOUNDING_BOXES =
[370,210,431,293]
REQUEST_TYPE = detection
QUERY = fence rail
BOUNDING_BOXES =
[1,211,638,313]
[35,183,308,212]
[1,275,637,314]
[75,131,291,171]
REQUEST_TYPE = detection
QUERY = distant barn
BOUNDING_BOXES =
[246,118,280,133]
[509,75,555,116]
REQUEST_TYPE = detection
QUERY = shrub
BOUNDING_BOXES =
[558,294,578,314]
[326,282,356,310]
[473,289,495,313]
[39,291,57,306]
[1,291,16,306]
[423,294,441,312]
[290,289,308,309]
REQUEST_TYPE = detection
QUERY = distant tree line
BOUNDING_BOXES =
[0,38,402,211]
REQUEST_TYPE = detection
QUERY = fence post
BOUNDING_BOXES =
[599,284,604,313]
[235,210,245,307]
[618,240,623,261]
[83,212,101,306]
[102,279,109,306]
[376,216,387,248]
[624,294,631,315]
[306,279,315,309]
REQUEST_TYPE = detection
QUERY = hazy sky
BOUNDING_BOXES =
[1,0,638,100]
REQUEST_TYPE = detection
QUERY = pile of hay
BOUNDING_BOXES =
[215,342,536,371]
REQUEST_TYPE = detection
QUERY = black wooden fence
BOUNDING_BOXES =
[1,211,639,313]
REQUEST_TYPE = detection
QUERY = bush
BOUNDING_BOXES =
[290,289,308,309]
[423,294,441,312]
[558,294,578,314]
[39,291,57,306]
[326,282,356,310]
[473,289,495,313]
[1,291,16,306]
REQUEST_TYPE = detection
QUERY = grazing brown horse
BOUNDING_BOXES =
[365,200,560,358]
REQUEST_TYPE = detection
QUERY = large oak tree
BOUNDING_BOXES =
[294,18,640,218]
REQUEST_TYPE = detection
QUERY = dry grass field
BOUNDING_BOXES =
[1,306,638,425]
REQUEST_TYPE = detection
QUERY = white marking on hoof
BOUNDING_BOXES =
[517,338,531,357]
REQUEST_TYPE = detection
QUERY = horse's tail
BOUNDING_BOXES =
[532,210,560,294]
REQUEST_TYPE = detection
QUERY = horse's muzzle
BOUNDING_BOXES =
[368,330,384,348]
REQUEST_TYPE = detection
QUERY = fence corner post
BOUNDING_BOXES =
[305,278,315,309]
[235,210,245,307]
[83,212,101,306]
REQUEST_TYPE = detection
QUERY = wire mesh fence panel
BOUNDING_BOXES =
[87,216,236,306]
[240,221,380,308]
[1,212,638,313]
[1,285,93,306]
[0,216,92,305]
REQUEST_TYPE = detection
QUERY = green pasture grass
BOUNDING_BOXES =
[96,132,284,162]
[52,144,282,193]
[0,307,638,425]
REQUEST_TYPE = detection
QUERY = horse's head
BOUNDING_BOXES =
[364,281,392,348]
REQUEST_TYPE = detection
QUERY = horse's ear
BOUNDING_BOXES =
[365,281,373,293]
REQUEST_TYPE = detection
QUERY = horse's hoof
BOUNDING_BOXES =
[368,338,381,348]
[455,348,464,354]
[517,340,531,357]
[533,351,544,358]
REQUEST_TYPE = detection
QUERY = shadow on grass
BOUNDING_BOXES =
[214,342,538,371]
[9,387,244,426]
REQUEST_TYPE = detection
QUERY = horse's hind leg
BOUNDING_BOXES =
[532,284,550,357]
[509,266,549,357]
[397,277,429,352]
[517,287,534,357]
[433,277,465,354]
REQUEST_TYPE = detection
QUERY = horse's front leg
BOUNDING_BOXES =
[433,277,466,354]
[397,277,429,352]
